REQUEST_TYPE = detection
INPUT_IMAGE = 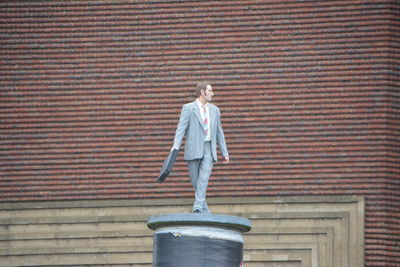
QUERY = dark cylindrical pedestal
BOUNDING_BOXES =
[147,213,251,267]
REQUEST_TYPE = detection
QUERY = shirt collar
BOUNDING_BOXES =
[196,99,209,109]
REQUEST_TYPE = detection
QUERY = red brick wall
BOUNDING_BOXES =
[1,1,399,265]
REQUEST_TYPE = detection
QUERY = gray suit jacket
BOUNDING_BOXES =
[173,101,229,161]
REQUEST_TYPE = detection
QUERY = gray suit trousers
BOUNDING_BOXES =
[187,141,213,213]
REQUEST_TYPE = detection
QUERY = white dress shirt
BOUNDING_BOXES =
[196,99,211,141]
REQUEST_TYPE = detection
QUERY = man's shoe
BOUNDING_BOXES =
[193,209,201,214]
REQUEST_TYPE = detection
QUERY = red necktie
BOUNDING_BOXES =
[202,106,208,136]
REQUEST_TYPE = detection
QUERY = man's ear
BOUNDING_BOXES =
[200,89,206,96]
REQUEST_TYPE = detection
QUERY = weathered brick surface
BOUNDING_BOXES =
[1,1,399,265]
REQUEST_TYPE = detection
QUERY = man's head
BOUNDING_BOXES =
[195,82,214,104]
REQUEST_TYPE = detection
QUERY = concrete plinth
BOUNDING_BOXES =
[147,213,251,267]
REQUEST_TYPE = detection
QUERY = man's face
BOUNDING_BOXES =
[203,84,214,103]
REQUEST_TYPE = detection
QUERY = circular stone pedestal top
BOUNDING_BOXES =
[147,213,252,233]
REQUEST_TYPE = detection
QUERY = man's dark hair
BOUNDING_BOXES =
[195,82,210,97]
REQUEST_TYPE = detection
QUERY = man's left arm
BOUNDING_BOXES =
[216,108,229,163]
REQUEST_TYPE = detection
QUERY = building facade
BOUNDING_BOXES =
[1,1,399,266]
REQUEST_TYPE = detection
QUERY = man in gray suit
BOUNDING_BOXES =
[173,82,229,213]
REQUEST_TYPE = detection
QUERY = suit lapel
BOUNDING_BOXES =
[209,104,215,130]
[192,101,204,129]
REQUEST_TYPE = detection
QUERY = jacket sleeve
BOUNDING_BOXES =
[216,108,229,157]
[173,104,190,150]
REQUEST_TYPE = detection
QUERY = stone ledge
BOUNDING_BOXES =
[0,195,363,210]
